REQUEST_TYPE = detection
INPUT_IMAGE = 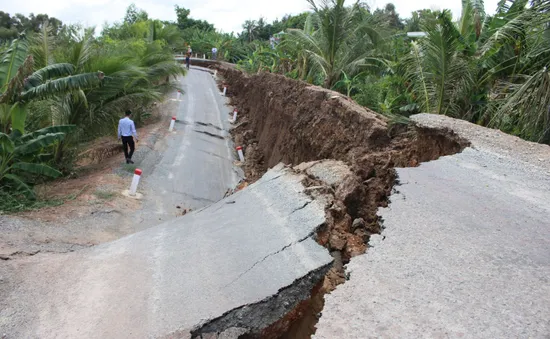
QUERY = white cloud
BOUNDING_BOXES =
[2,0,501,34]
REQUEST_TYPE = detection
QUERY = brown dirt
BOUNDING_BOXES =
[215,65,470,337]
[220,66,467,259]
[17,101,175,223]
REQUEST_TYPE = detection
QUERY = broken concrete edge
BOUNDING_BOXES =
[208,65,474,337]
[231,134,470,334]
[411,113,550,172]
[182,162,355,338]
[189,264,332,339]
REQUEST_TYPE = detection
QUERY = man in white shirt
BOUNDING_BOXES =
[212,47,218,60]
[117,110,139,164]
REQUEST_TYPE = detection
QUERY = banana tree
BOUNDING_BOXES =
[333,71,365,97]
[285,0,384,88]
[0,125,74,197]
[0,36,104,134]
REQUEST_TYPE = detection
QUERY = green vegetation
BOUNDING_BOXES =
[122,163,138,173]
[0,6,185,211]
[94,189,116,200]
[1,0,548,211]
[232,0,550,144]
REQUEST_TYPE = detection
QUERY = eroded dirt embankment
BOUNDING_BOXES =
[219,66,468,259]
[200,64,469,338]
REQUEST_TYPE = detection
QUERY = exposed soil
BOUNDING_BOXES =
[16,101,172,222]
[214,65,470,338]
[0,92,178,258]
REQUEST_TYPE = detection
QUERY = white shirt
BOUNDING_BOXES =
[212,47,218,53]
[118,117,138,139]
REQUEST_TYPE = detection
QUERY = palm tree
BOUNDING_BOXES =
[402,10,474,116]
[401,0,549,142]
[0,125,74,197]
[242,20,258,43]
[281,14,317,82]
[483,0,550,142]
[26,26,186,162]
[149,20,182,47]
[0,36,104,134]
[284,0,384,88]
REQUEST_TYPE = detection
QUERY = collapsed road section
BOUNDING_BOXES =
[210,63,550,338]
[1,163,356,338]
[5,60,545,338]
[314,115,550,338]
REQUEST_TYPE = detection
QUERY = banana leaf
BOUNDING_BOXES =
[11,162,62,178]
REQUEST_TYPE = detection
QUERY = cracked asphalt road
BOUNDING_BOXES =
[0,165,332,338]
[315,115,550,339]
[138,67,241,224]
[0,67,241,258]
[0,69,334,338]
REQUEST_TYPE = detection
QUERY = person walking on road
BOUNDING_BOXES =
[185,51,190,70]
[118,110,139,164]
[212,47,218,60]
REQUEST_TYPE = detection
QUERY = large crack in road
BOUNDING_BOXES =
[4,61,547,339]
[0,68,339,338]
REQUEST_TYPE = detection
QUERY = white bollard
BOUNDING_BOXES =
[177,90,181,100]
[129,169,142,196]
[232,109,238,123]
[222,86,227,96]
[169,116,176,131]
[203,54,206,59]
[236,146,245,162]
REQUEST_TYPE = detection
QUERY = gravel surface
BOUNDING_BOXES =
[412,113,550,172]
[315,114,550,339]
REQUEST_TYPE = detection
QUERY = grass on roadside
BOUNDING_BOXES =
[0,191,64,214]
[122,164,138,173]
[94,189,116,200]
[0,185,88,214]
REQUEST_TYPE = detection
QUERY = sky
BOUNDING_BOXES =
[2,0,501,34]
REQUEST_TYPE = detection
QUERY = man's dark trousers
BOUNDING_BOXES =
[121,136,135,160]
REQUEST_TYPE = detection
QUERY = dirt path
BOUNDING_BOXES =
[0,68,251,339]
[0,86,179,260]
[1,68,242,261]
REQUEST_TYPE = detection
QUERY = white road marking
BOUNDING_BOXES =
[173,73,195,168]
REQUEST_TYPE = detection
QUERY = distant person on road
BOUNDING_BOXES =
[118,110,139,164]
[212,47,218,60]
[185,52,190,70]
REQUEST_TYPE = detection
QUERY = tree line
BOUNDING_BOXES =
[1,0,548,210]
[234,0,550,145]
[172,0,549,146]
[0,7,187,210]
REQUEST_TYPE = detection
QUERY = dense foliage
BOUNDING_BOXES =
[0,7,185,207]
[234,0,550,144]
[1,0,548,209]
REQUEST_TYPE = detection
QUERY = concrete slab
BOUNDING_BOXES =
[314,115,550,338]
[138,68,242,224]
[1,166,333,338]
